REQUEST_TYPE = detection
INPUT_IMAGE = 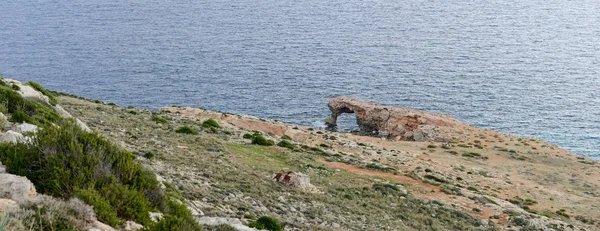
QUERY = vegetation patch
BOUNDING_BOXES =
[462,152,483,158]
[202,118,221,129]
[250,132,275,146]
[176,126,199,135]
[277,140,295,150]
[0,121,199,229]
[151,115,169,124]
[0,86,60,125]
[248,216,283,231]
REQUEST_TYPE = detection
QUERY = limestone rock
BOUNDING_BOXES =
[122,221,144,231]
[0,131,24,144]
[4,79,51,106]
[324,96,464,141]
[274,171,319,193]
[77,118,92,132]
[11,122,38,133]
[150,212,164,222]
[88,220,117,231]
[0,161,5,173]
[0,173,37,203]
[0,198,17,214]
[54,104,73,118]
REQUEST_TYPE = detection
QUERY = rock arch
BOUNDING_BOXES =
[324,96,463,141]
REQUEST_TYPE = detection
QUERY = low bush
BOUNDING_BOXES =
[202,119,221,129]
[243,133,254,139]
[0,120,199,229]
[462,152,482,158]
[176,126,198,135]
[10,110,30,123]
[0,195,95,231]
[248,216,282,231]
[281,135,292,140]
[152,115,169,124]
[144,151,155,159]
[277,140,294,149]
[246,132,274,146]
[0,86,60,125]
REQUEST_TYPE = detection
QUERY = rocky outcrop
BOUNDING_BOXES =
[325,96,464,141]
[122,221,144,231]
[11,122,38,133]
[0,130,24,143]
[0,173,38,203]
[3,78,92,133]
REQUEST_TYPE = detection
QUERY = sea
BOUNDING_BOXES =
[1,0,599,159]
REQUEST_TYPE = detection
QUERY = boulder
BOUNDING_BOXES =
[0,131,24,144]
[88,220,117,231]
[11,122,38,133]
[0,173,37,203]
[324,96,464,141]
[274,171,319,193]
[122,221,144,231]
[0,161,5,173]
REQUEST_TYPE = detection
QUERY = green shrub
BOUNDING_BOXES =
[281,135,292,140]
[277,140,294,149]
[75,188,121,226]
[10,110,31,123]
[144,151,155,159]
[202,119,221,129]
[0,121,174,227]
[26,81,58,106]
[250,132,274,146]
[0,86,61,125]
[462,152,482,158]
[243,133,254,139]
[11,84,20,91]
[427,144,437,149]
[128,110,138,115]
[176,126,198,135]
[152,115,168,124]
[248,216,282,231]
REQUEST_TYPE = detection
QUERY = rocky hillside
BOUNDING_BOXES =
[0,78,200,231]
[54,93,599,230]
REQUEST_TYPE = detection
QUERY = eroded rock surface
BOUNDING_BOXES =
[325,96,464,141]
[0,173,38,203]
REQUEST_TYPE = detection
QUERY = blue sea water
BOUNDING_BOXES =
[0,0,599,159]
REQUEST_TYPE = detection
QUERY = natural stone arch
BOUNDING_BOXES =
[324,96,464,141]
